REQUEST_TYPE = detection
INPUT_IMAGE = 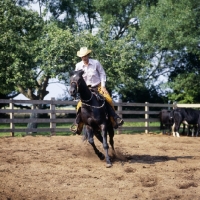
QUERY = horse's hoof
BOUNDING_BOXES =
[106,163,112,168]
[99,154,105,160]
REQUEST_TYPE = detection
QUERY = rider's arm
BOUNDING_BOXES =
[96,60,106,87]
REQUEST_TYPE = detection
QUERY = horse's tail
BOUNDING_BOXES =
[82,125,88,141]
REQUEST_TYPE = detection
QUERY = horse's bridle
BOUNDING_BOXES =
[70,79,106,108]
[70,79,93,102]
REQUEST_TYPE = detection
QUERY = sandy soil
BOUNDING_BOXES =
[0,133,200,200]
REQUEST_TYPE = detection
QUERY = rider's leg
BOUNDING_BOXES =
[98,86,124,129]
[105,101,124,129]
[70,101,84,135]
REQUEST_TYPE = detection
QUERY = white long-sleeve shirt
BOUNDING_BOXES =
[75,58,106,87]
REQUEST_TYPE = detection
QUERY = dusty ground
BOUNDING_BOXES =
[0,133,200,200]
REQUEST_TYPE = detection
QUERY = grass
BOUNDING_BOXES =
[0,123,72,137]
[0,122,161,137]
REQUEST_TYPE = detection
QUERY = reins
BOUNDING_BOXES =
[82,92,93,102]
[70,80,105,108]
[70,80,93,102]
[81,95,105,108]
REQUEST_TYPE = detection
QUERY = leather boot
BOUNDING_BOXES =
[70,122,84,135]
[114,116,124,126]
[110,117,118,129]
[70,111,84,135]
[110,116,124,129]
[105,101,124,128]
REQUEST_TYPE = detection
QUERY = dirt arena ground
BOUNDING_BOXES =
[0,133,200,200]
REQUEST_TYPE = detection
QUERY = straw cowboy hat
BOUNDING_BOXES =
[77,47,92,57]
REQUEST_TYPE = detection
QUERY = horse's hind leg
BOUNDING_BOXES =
[94,128,113,167]
[107,125,115,151]
[86,127,105,160]
[100,126,112,168]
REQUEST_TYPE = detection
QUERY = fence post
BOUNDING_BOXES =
[27,104,37,134]
[9,98,14,137]
[50,97,56,135]
[173,102,177,109]
[117,99,122,134]
[168,100,171,111]
[145,102,149,134]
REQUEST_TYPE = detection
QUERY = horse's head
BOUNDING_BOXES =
[69,70,84,98]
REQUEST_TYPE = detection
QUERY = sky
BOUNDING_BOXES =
[14,80,67,100]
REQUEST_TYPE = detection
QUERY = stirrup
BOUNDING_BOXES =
[70,123,78,134]
[116,118,124,126]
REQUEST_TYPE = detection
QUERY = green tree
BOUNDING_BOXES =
[135,0,200,102]
[11,0,200,103]
[0,0,44,97]
[163,53,200,103]
[17,0,156,102]
[137,0,200,52]
[0,0,76,100]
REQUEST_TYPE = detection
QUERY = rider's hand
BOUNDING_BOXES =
[101,86,108,94]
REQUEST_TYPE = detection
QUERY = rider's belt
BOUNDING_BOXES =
[91,83,101,89]
[87,83,100,88]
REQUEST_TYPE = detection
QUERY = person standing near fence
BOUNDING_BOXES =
[70,47,124,134]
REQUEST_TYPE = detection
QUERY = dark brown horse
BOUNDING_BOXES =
[69,70,115,167]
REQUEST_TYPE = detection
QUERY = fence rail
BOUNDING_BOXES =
[1,98,200,136]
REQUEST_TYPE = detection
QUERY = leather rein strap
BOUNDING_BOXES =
[70,80,93,102]
[70,80,105,108]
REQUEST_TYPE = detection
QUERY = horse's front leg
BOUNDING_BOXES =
[101,124,112,168]
[85,126,105,160]
[107,124,115,151]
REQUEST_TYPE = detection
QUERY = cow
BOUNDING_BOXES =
[159,109,174,135]
[186,124,198,137]
[171,108,200,137]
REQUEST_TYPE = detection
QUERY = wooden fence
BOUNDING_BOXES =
[1,98,200,136]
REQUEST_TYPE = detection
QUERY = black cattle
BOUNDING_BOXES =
[186,124,198,137]
[159,109,174,135]
[171,108,200,137]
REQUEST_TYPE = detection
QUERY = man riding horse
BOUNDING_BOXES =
[70,47,124,134]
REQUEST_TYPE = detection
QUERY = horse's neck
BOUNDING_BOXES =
[79,80,92,101]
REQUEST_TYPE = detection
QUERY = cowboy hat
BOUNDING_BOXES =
[77,47,92,57]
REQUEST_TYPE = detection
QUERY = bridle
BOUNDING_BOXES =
[70,79,93,102]
[70,78,105,108]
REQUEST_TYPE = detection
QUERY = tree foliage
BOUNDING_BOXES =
[0,0,44,96]
[137,0,200,51]
[164,53,200,103]
[0,0,76,100]
[1,0,200,103]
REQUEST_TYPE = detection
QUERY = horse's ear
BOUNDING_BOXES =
[69,71,74,76]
